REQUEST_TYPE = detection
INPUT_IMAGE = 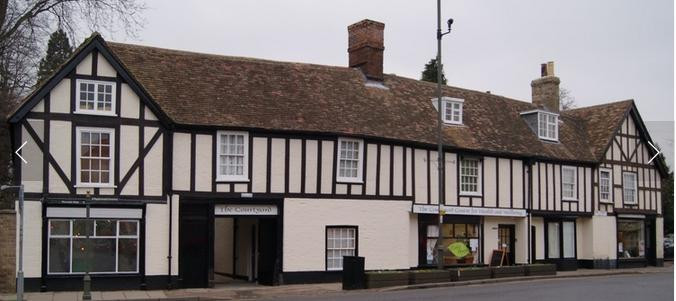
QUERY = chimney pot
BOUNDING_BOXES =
[347,19,385,81]
[532,61,560,112]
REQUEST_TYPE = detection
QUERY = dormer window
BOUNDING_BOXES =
[520,109,559,141]
[432,97,464,125]
[537,111,558,141]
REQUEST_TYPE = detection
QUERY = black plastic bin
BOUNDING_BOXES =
[342,256,365,290]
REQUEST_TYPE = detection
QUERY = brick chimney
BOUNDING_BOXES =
[531,61,560,112]
[348,19,385,81]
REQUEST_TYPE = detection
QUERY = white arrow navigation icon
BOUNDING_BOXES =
[15,141,27,164]
[647,141,661,164]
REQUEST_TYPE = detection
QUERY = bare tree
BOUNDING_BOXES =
[0,0,145,207]
[560,87,576,111]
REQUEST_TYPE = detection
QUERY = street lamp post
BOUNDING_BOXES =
[435,0,453,270]
[2,185,24,301]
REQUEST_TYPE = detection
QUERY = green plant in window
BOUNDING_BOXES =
[448,241,470,258]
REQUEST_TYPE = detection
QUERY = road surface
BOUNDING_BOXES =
[268,272,673,301]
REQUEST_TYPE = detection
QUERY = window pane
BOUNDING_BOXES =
[118,238,138,272]
[73,220,93,237]
[119,221,138,236]
[547,222,560,258]
[50,220,70,236]
[91,239,116,272]
[72,238,87,272]
[95,220,116,236]
[563,222,575,258]
[49,238,70,273]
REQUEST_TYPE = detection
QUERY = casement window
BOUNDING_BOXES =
[47,219,139,274]
[546,220,576,259]
[76,127,114,187]
[442,98,464,125]
[336,138,363,183]
[460,158,481,195]
[537,112,558,141]
[75,79,116,115]
[599,169,612,202]
[561,166,577,200]
[622,172,638,204]
[217,131,249,181]
[326,226,357,271]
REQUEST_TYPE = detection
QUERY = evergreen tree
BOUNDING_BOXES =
[421,58,447,85]
[37,29,73,84]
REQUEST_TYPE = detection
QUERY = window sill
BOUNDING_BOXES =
[73,110,118,117]
[599,200,613,204]
[215,178,250,183]
[336,179,364,184]
[74,184,117,189]
[562,198,578,202]
[336,178,363,184]
[459,193,482,197]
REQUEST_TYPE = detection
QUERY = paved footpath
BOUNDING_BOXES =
[1,263,672,301]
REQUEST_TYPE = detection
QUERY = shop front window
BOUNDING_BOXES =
[426,223,480,265]
[48,219,139,274]
[618,219,645,258]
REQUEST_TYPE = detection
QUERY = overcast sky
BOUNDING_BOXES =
[120,0,674,122]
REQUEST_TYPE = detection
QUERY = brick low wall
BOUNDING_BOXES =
[0,209,16,293]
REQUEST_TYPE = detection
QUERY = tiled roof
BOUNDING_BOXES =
[105,41,633,163]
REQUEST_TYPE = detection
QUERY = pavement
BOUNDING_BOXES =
[1,262,672,301]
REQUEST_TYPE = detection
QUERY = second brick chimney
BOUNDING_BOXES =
[531,61,560,112]
[348,19,385,81]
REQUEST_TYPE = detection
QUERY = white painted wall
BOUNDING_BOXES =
[146,202,170,275]
[576,217,593,260]
[656,217,664,259]
[592,215,617,260]
[483,216,528,264]
[194,134,212,192]
[16,201,42,277]
[21,120,43,192]
[252,137,267,192]
[283,198,413,271]
[270,138,285,193]
[288,139,302,193]
[172,133,190,191]
[49,121,71,193]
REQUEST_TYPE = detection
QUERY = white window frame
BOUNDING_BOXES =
[336,138,364,183]
[325,226,357,271]
[216,131,249,182]
[459,157,482,196]
[599,168,613,203]
[442,98,464,125]
[561,166,577,200]
[537,111,559,141]
[74,79,117,116]
[75,127,115,188]
[622,172,638,204]
[47,219,140,275]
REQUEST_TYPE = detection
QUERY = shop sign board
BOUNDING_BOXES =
[214,204,278,216]
[412,204,526,217]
